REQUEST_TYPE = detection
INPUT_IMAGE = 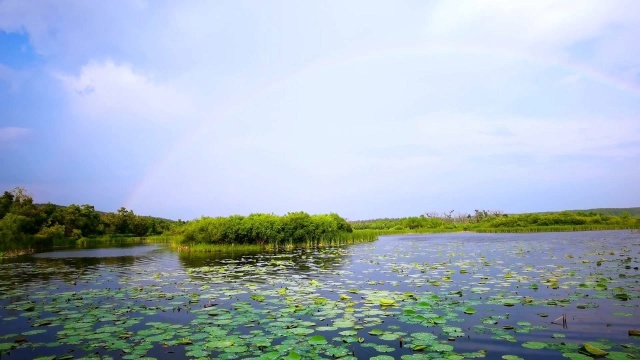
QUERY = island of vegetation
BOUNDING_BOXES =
[1,187,639,256]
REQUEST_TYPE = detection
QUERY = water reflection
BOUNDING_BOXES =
[179,247,349,268]
[32,245,161,258]
[0,246,168,294]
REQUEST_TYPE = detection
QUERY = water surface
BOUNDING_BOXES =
[1,231,639,359]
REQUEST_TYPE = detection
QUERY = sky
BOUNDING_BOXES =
[1,1,639,221]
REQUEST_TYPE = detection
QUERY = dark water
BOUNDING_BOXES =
[1,231,639,359]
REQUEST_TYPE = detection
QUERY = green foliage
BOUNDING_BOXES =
[58,204,101,237]
[243,213,283,245]
[35,224,66,242]
[0,191,15,219]
[0,187,176,253]
[352,209,640,233]
[2,186,637,253]
[477,211,637,229]
[177,212,354,247]
[562,207,640,217]
[0,213,32,248]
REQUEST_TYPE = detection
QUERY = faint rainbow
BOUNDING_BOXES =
[122,44,640,212]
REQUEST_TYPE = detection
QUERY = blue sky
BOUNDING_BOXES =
[1,1,639,220]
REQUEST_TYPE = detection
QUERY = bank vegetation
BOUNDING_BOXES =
[2,187,639,256]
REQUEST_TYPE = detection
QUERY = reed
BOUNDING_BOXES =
[0,248,35,258]
[75,235,154,247]
[171,242,266,253]
[171,230,381,253]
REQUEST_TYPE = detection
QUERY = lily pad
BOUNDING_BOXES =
[379,299,397,307]
[284,352,302,360]
[308,335,328,345]
[522,341,547,349]
[582,343,608,357]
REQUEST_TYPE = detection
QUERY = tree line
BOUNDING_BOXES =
[351,209,640,232]
[0,187,175,251]
[3,186,638,252]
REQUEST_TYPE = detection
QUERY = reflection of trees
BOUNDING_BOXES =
[178,249,266,268]
[178,246,353,281]
[37,255,137,269]
[0,255,137,293]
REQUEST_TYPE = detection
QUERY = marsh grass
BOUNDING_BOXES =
[172,227,541,253]
[172,230,383,252]
[171,242,266,253]
[0,248,35,258]
[72,234,178,248]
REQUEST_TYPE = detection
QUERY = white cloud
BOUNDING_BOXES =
[421,0,640,92]
[56,60,194,123]
[1,1,639,217]
[408,112,640,159]
[0,126,30,142]
[424,1,638,60]
[0,1,148,59]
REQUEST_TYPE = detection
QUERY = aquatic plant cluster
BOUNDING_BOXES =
[0,231,638,359]
[352,210,640,233]
[173,212,354,247]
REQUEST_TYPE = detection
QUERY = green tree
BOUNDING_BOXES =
[58,204,102,238]
[281,212,311,243]
[242,213,283,245]
[6,187,39,234]
[112,207,136,234]
[402,217,422,229]
[0,191,14,219]
[0,213,31,249]
[35,224,66,244]
[329,213,352,233]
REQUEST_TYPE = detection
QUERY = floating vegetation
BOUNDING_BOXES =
[582,343,609,357]
[522,341,547,349]
[378,298,397,307]
[1,231,639,359]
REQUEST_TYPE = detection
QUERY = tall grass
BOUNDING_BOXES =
[171,242,266,253]
[0,248,35,258]
[171,230,382,253]
[66,234,176,248]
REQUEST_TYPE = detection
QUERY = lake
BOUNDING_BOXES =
[1,231,639,359]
